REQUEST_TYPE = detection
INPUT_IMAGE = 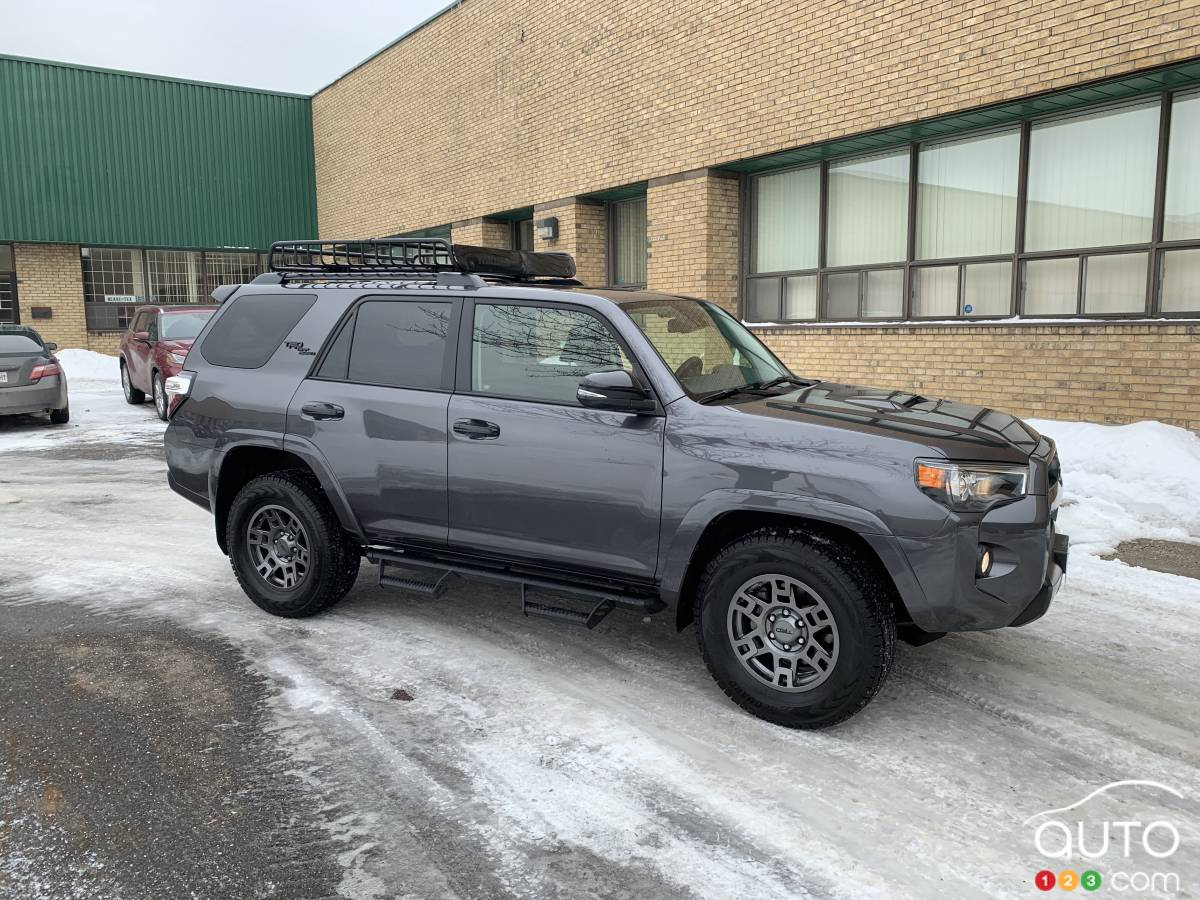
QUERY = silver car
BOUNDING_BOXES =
[0,325,69,424]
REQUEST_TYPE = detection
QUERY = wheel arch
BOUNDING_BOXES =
[666,506,926,632]
[213,441,363,554]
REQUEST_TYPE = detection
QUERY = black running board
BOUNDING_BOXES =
[367,547,664,623]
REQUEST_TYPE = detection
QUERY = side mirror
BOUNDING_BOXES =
[577,370,656,414]
[44,341,58,352]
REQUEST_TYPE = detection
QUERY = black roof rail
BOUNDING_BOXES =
[267,239,579,284]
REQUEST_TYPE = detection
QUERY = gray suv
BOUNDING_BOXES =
[165,239,1068,729]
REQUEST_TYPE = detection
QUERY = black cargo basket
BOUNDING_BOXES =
[267,238,576,282]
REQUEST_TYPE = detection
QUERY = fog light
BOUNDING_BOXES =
[977,546,993,577]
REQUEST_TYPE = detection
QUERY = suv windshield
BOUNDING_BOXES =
[623,299,790,400]
[160,311,213,341]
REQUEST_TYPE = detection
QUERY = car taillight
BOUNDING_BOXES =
[29,362,62,382]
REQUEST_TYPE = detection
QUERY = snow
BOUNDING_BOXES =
[56,348,122,382]
[1029,418,1200,555]
[2,376,1199,898]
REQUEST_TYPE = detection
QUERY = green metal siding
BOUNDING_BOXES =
[0,55,316,250]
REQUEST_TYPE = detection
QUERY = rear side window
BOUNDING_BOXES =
[200,293,316,369]
[317,299,451,390]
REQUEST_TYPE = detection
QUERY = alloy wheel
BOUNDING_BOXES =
[726,573,840,692]
[154,377,166,418]
[121,365,132,400]
[246,504,311,590]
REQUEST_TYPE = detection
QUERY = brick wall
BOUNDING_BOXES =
[313,0,1200,236]
[646,170,740,312]
[755,323,1200,431]
[14,243,87,349]
[452,217,513,248]
[534,199,607,286]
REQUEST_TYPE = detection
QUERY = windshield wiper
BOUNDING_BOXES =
[757,375,820,390]
[696,382,770,404]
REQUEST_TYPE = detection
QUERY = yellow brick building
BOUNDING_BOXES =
[311,0,1200,430]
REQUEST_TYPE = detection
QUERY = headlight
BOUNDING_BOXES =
[168,352,187,365]
[915,459,1028,511]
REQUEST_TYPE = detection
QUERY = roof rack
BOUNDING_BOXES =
[266,238,578,284]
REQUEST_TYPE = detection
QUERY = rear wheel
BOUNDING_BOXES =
[49,405,70,425]
[121,361,145,404]
[696,528,896,729]
[152,371,167,420]
[226,470,361,618]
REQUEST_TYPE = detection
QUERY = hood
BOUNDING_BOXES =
[731,381,1041,463]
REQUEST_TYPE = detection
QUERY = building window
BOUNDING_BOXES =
[826,150,909,267]
[82,247,265,330]
[610,197,647,287]
[513,219,534,252]
[745,91,1194,322]
[0,244,16,324]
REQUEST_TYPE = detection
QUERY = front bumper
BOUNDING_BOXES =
[0,378,68,416]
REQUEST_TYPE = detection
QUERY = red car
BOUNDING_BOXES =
[119,305,217,420]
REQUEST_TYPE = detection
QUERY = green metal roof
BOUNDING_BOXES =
[723,58,1200,174]
[0,54,317,250]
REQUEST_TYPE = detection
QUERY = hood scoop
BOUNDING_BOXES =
[839,391,930,411]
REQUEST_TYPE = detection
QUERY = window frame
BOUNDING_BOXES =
[0,243,18,325]
[308,294,461,393]
[742,91,1200,323]
[452,297,662,414]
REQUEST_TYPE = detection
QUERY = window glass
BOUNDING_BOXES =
[0,246,14,325]
[963,261,1012,317]
[1023,258,1079,316]
[745,278,781,321]
[159,310,214,341]
[203,251,263,295]
[917,130,1019,259]
[611,198,647,286]
[315,319,354,380]
[200,293,316,369]
[826,150,909,266]
[472,304,631,404]
[822,272,860,318]
[146,250,202,304]
[82,248,146,331]
[913,266,958,317]
[0,333,43,354]
[0,245,12,272]
[1164,93,1200,241]
[753,166,820,273]
[1025,103,1159,251]
[784,275,818,320]
[625,299,788,399]
[515,219,535,252]
[1160,248,1200,313]
[345,300,450,389]
[863,268,903,318]
[1084,252,1147,315]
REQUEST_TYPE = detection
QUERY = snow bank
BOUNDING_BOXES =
[57,349,120,382]
[1028,418,1200,555]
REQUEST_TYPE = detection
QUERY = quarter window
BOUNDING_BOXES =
[199,293,316,369]
[471,304,631,405]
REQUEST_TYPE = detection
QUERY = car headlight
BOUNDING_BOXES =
[168,352,187,365]
[915,459,1028,511]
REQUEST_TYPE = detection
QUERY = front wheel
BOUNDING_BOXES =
[152,371,168,420]
[696,528,896,729]
[226,470,361,618]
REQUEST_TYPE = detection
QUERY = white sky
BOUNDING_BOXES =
[0,0,454,94]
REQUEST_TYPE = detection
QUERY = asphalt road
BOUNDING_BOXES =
[1,381,1198,899]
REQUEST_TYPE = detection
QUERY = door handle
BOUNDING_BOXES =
[453,418,500,439]
[301,401,344,421]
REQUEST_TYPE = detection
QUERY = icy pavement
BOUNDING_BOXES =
[0,354,1198,898]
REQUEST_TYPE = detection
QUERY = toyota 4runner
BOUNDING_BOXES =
[165,239,1068,729]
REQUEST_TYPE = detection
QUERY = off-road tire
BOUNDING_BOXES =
[121,360,145,404]
[152,371,168,420]
[49,405,70,425]
[227,470,361,618]
[695,527,896,729]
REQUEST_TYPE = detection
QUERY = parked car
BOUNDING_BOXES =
[119,305,217,420]
[165,240,1068,729]
[0,325,69,424]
